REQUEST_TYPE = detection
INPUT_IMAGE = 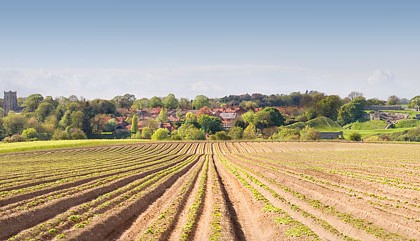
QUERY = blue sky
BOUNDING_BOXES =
[0,0,419,100]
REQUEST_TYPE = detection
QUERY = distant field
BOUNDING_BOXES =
[1,142,419,241]
[0,139,144,154]
[342,128,412,139]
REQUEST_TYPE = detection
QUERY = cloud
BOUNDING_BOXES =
[0,64,330,99]
[190,81,223,92]
[367,69,396,85]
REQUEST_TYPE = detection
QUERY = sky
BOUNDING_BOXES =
[0,0,419,100]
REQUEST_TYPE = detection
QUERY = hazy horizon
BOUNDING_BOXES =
[1,1,419,100]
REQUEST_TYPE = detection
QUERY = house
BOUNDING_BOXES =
[219,112,238,129]
[168,115,180,122]
[160,122,175,132]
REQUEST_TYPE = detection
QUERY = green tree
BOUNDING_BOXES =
[348,91,363,100]
[184,128,206,140]
[409,96,420,111]
[141,127,153,139]
[131,115,139,134]
[104,119,117,132]
[179,98,192,109]
[239,101,258,110]
[70,110,84,129]
[52,129,70,140]
[254,107,285,129]
[197,114,223,134]
[177,123,206,140]
[192,95,210,109]
[22,128,39,140]
[23,94,44,112]
[0,118,6,140]
[185,112,199,127]
[243,123,257,139]
[42,115,58,137]
[67,102,80,112]
[59,110,72,129]
[151,128,169,140]
[157,108,168,122]
[3,112,26,135]
[132,98,149,110]
[387,95,400,105]
[149,96,163,108]
[35,102,55,121]
[367,98,386,106]
[90,99,116,114]
[112,94,136,108]
[317,95,342,120]
[70,128,87,139]
[228,126,243,139]
[163,94,179,109]
[81,102,95,138]
[337,97,367,125]
[241,111,255,125]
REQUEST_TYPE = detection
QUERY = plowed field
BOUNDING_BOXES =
[0,142,419,241]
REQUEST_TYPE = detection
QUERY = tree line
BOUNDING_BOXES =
[0,91,419,142]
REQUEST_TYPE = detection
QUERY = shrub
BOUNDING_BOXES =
[52,128,87,140]
[213,131,231,140]
[52,130,70,140]
[261,127,278,138]
[243,124,257,139]
[395,119,420,128]
[70,128,87,140]
[151,128,169,140]
[132,131,142,139]
[141,127,153,139]
[22,128,39,141]
[349,131,362,141]
[177,124,206,140]
[170,130,182,140]
[271,127,300,141]
[228,126,243,139]
[3,134,27,143]
[184,128,206,140]
[363,135,383,142]
[300,127,320,141]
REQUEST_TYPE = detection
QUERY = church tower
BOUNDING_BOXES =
[4,91,18,115]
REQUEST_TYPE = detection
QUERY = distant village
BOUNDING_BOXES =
[1,91,420,142]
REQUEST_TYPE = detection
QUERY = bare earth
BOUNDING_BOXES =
[0,141,419,241]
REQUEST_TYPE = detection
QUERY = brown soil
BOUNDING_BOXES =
[64,157,199,241]
[112,156,204,241]
[0,156,192,240]
[213,155,284,241]
[228,153,420,240]
[2,142,418,241]
[193,157,236,241]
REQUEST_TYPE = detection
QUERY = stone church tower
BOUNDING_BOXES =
[4,91,18,115]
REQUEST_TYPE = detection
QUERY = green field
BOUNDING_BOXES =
[0,139,145,154]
